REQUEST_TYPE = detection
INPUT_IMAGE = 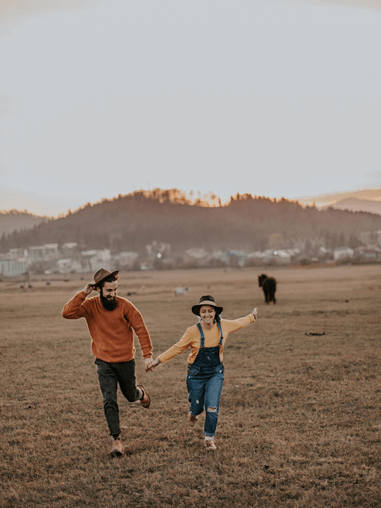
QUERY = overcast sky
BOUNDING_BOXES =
[0,0,380,216]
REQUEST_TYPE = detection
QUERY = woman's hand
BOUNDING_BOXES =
[144,357,153,372]
[146,358,161,372]
[252,308,257,320]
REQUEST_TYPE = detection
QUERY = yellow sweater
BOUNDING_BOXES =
[158,314,255,365]
[62,291,153,363]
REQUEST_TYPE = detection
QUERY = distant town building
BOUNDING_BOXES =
[60,242,78,257]
[146,241,171,258]
[220,250,247,267]
[28,244,59,262]
[0,260,28,277]
[272,250,292,265]
[183,248,211,267]
[246,251,266,266]
[333,246,354,261]
[81,249,111,272]
[359,230,381,247]
[354,247,381,262]
[8,248,28,261]
[114,251,139,269]
[56,258,83,274]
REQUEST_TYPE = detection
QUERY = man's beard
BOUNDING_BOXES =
[100,293,118,311]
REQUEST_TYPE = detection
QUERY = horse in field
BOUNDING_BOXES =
[258,274,277,304]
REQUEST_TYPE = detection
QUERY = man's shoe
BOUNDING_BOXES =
[137,384,150,409]
[110,436,124,457]
[188,412,198,427]
[204,438,217,451]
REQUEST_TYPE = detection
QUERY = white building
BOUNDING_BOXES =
[183,248,211,267]
[57,258,83,274]
[81,249,112,272]
[272,250,292,265]
[360,230,381,247]
[354,247,381,262]
[28,244,59,262]
[220,250,247,267]
[60,242,78,257]
[333,246,354,261]
[114,251,139,269]
[0,260,28,277]
[8,248,28,261]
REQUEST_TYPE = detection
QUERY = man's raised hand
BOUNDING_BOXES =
[83,283,96,295]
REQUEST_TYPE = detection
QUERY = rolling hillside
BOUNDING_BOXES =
[1,190,381,254]
[0,210,47,237]
[298,189,381,214]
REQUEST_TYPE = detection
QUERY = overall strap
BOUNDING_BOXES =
[197,322,223,348]
[217,321,224,345]
[196,322,205,348]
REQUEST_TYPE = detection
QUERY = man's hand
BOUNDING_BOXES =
[144,357,153,372]
[146,358,160,372]
[83,283,96,295]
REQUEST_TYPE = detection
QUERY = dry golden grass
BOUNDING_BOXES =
[1,265,380,507]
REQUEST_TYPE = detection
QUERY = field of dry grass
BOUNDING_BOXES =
[1,265,380,507]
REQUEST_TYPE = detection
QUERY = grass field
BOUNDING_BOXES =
[1,265,380,507]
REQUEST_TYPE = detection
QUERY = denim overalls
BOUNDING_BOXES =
[186,321,225,437]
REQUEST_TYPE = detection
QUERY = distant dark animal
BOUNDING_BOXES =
[258,274,277,304]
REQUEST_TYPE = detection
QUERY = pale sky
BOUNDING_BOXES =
[0,0,380,216]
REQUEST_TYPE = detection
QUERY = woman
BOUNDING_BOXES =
[148,295,257,451]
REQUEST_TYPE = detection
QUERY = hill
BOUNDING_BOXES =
[0,210,47,237]
[298,188,381,214]
[1,190,381,254]
[331,197,381,215]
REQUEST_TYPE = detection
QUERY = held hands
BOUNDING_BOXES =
[144,357,154,372]
[252,308,258,320]
[145,358,160,372]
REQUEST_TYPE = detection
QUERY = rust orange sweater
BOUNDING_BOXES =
[62,291,153,363]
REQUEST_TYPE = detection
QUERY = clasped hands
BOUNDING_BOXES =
[144,357,160,372]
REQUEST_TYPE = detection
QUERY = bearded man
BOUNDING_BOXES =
[62,268,153,457]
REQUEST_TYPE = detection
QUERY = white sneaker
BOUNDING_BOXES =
[204,438,217,451]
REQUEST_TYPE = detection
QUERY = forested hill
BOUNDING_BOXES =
[1,190,381,253]
[0,210,47,237]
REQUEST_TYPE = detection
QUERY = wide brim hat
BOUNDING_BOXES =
[191,295,223,316]
[93,268,119,287]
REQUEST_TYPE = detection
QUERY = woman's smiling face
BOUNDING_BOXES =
[199,305,216,325]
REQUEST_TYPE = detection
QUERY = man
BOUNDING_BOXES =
[62,268,153,457]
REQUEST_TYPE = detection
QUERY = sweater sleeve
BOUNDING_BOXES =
[62,291,89,319]
[222,313,255,334]
[124,302,153,359]
[157,328,194,364]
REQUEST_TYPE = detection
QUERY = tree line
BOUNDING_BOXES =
[1,190,381,254]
